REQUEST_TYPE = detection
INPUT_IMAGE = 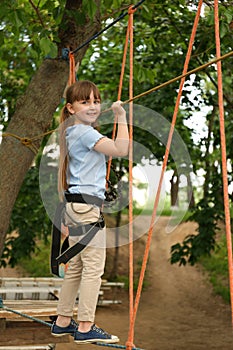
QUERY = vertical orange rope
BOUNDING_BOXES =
[126,6,136,350]
[106,25,130,182]
[128,0,204,339]
[214,0,233,326]
[68,52,76,86]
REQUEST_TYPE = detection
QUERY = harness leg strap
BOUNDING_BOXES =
[56,219,105,265]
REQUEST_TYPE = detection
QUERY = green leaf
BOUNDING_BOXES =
[83,0,97,20]
[40,37,51,54]
[224,9,233,24]
[220,22,229,38]
[14,10,23,29]
[39,37,57,58]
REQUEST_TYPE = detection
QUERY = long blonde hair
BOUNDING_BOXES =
[58,80,101,199]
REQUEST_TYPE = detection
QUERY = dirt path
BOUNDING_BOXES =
[130,216,233,350]
[2,216,233,349]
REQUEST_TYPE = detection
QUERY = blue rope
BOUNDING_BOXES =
[0,297,51,327]
[0,298,145,349]
[95,343,145,350]
[62,0,146,58]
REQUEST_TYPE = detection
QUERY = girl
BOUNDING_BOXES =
[51,80,129,344]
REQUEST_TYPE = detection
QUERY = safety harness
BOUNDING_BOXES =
[50,193,105,277]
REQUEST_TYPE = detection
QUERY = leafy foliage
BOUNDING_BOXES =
[170,165,225,266]
[0,166,51,267]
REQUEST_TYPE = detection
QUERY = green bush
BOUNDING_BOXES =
[19,239,52,277]
[199,234,230,303]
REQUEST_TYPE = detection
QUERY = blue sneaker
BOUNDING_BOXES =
[74,324,119,344]
[51,319,78,337]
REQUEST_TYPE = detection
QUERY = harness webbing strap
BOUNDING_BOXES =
[51,202,65,276]
[50,202,105,277]
[56,219,105,265]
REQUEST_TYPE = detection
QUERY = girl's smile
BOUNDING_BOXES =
[66,91,101,125]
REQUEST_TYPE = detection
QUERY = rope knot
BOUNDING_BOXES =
[128,5,136,15]
[126,340,136,350]
[21,137,32,146]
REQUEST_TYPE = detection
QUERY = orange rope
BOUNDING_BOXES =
[214,0,233,326]
[106,19,130,183]
[126,5,136,350]
[128,0,204,338]
[68,52,76,86]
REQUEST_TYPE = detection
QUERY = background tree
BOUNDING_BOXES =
[170,1,233,265]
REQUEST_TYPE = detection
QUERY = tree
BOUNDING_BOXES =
[0,0,102,258]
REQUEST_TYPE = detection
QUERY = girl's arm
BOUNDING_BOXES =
[94,101,129,157]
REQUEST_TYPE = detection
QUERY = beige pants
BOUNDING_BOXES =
[57,203,106,322]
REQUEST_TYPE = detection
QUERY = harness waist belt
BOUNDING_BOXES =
[65,192,103,207]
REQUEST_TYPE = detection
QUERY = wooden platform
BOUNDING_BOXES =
[0,277,124,346]
[0,345,56,350]
[0,319,68,347]
[0,277,124,304]
[0,300,73,320]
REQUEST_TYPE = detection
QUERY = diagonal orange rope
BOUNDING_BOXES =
[214,0,233,327]
[128,0,204,340]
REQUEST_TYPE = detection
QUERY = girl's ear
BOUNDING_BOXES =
[66,103,74,114]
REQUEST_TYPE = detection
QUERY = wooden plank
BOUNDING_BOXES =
[0,287,59,300]
[0,277,124,288]
[0,287,103,301]
[0,345,56,350]
[0,300,77,320]
[0,278,62,288]
[0,317,6,329]
[102,281,125,288]
[0,321,69,346]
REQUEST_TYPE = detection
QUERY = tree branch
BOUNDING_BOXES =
[162,5,233,108]
[28,0,45,28]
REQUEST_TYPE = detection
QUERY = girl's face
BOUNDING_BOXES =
[66,90,101,125]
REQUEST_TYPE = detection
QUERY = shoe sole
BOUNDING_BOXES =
[51,332,74,337]
[74,338,120,344]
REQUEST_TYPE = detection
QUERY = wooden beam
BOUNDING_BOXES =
[0,345,56,350]
[0,321,69,346]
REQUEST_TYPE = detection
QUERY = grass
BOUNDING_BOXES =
[199,234,230,304]
[19,240,52,277]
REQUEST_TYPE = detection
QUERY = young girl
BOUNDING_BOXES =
[51,80,129,344]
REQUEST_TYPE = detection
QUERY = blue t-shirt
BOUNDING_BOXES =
[65,124,106,200]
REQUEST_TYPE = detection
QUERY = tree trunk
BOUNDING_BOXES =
[203,106,216,198]
[170,169,179,207]
[0,0,101,258]
[187,172,195,209]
